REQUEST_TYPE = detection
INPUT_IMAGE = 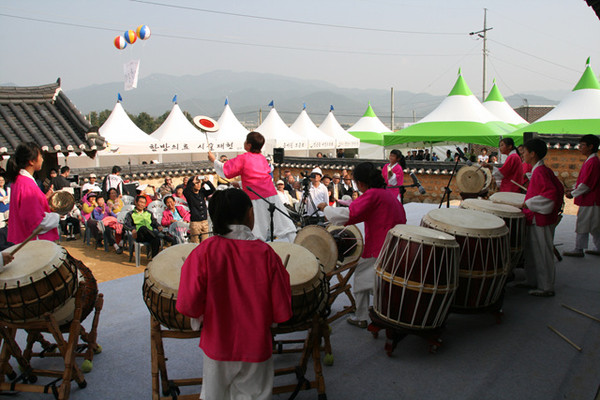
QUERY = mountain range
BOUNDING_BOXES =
[10,70,563,128]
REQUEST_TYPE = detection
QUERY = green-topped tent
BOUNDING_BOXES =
[383,70,516,148]
[347,103,392,158]
[509,58,600,144]
[483,81,528,127]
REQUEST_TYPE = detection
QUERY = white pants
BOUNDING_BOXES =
[353,257,376,321]
[524,224,555,292]
[200,355,273,400]
[251,196,297,242]
[574,205,600,250]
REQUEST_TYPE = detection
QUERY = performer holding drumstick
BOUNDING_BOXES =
[208,131,297,242]
[382,149,405,202]
[317,162,406,328]
[177,189,292,399]
[482,138,524,192]
[5,142,59,250]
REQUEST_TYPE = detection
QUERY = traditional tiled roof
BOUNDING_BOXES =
[0,79,102,156]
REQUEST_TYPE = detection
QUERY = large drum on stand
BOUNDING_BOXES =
[294,224,364,271]
[142,243,198,331]
[0,241,79,323]
[269,242,329,330]
[460,198,525,270]
[421,208,510,311]
[326,225,363,266]
[456,165,492,198]
[373,225,459,329]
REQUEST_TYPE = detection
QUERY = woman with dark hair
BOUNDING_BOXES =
[6,142,59,244]
[483,137,524,192]
[208,131,296,242]
[106,187,124,214]
[318,162,406,328]
[382,149,405,202]
[176,188,292,399]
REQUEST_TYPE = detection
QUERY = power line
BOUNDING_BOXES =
[488,38,580,73]
[0,13,470,57]
[488,55,573,85]
[130,0,467,36]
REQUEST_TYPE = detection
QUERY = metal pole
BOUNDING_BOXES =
[259,108,263,125]
[482,8,488,102]
[390,87,395,131]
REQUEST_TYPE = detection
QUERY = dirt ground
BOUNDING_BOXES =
[62,238,146,283]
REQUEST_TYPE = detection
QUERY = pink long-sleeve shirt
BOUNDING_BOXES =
[574,154,600,207]
[176,233,292,362]
[498,151,524,193]
[346,188,407,258]
[8,173,59,243]
[222,152,276,200]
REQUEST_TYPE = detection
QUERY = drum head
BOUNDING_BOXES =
[294,225,338,273]
[422,208,508,237]
[147,243,198,297]
[327,225,364,266]
[461,198,523,219]
[456,166,486,193]
[388,224,458,246]
[0,241,66,288]
[489,192,526,208]
[269,242,320,294]
[482,167,492,190]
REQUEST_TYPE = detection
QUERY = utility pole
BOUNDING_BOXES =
[469,8,493,102]
[390,87,395,131]
[259,108,262,125]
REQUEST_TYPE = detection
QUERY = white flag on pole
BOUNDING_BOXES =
[123,59,140,91]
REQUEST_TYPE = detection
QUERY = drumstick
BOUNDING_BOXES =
[547,325,582,352]
[283,254,291,269]
[9,226,44,256]
[561,304,600,323]
[510,179,528,192]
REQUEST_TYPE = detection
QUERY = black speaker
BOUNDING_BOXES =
[273,147,284,163]
[523,131,537,143]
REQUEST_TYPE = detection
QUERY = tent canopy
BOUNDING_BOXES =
[384,70,515,147]
[290,109,335,150]
[509,58,600,142]
[99,102,156,145]
[483,81,528,126]
[319,111,360,149]
[149,104,212,153]
[347,104,392,146]
[213,103,248,152]
[256,108,307,151]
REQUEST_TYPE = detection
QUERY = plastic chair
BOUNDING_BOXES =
[147,200,165,215]
[125,229,153,268]
[121,195,135,206]
[121,204,135,213]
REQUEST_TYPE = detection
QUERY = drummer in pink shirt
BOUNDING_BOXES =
[208,131,297,242]
[318,162,406,328]
[483,138,524,193]
[6,142,59,248]
[382,149,405,202]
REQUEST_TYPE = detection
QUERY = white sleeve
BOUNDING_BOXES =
[525,195,555,215]
[213,160,226,179]
[39,212,60,234]
[571,183,590,198]
[491,166,503,187]
[324,206,350,225]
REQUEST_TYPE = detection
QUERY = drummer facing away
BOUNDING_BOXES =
[519,139,564,297]
[208,131,297,242]
[176,188,292,400]
[5,142,60,248]
[318,162,406,328]
[563,134,600,257]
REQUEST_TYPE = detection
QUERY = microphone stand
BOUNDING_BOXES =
[439,157,462,208]
[246,186,295,242]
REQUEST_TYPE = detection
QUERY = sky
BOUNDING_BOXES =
[1,0,599,100]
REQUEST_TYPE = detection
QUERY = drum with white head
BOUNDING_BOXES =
[461,198,525,270]
[421,208,510,310]
[326,225,364,266]
[269,242,328,330]
[0,241,78,322]
[489,192,526,209]
[374,225,459,330]
[294,225,338,274]
[143,243,198,331]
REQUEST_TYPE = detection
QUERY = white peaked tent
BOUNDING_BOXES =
[213,104,247,153]
[347,104,392,159]
[319,111,360,149]
[256,108,307,156]
[290,109,335,156]
[98,102,157,154]
[150,104,209,153]
[483,82,528,126]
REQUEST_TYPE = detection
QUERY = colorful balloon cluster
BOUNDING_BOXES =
[113,25,151,50]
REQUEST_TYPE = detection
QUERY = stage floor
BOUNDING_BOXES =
[5,203,600,400]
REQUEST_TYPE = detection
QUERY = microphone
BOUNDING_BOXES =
[409,172,426,195]
[455,147,472,166]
